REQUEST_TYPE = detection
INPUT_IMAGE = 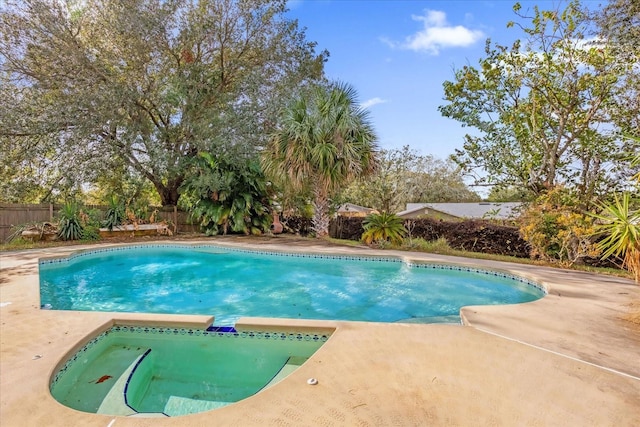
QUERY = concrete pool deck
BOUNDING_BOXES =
[1,236,639,426]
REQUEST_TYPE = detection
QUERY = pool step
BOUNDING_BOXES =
[163,396,230,416]
[396,315,461,324]
[97,349,150,416]
[262,356,308,390]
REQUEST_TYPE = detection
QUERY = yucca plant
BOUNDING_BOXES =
[58,202,83,241]
[592,136,640,283]
[593,193,640,282]
[361,212,407,245]
[103,196,125,231]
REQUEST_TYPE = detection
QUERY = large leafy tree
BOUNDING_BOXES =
[0,0,325,205]
[339,145,480,213]
[439,1,632,207]
[589,0,640,282]
[263,82,379,237]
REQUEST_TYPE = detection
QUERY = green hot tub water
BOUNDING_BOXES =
[50,326,329,417]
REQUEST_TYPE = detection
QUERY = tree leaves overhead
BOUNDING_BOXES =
[0,0,326,204]
[595,0,640,139]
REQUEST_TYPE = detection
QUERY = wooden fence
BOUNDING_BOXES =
[0,203,199,242]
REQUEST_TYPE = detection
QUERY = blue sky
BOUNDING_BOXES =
[286,0,596,160]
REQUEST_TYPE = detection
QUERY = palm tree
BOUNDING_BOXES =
[263,82,379,237]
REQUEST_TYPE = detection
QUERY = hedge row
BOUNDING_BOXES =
[282,215,530,258]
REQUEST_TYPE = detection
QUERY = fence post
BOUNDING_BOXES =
[173,205,178,234]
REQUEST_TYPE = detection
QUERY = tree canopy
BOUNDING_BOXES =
[0,0,326,204]
[595,0,640,140]
[439,0,636,206]
[339,146,480,213]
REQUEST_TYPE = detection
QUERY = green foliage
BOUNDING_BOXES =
[180,152,271,236]
[57,202,84,241]
[439,1,633,206]
[593,193,640,282]
[361,212,407,246]
[0,0,326,205]
[86,166,161,208]
[81,225,101,241]
[103,197,125,231]
[596,0,640,138]
[486,185,534,203]
[401,237,452,254]
[338,146,480,213]
[591,139,640,282]
[264,81,379,237]
[594,193,639,257]
[519,188,599,266]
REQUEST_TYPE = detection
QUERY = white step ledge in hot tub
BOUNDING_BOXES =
[261,356,308,391]
[96,350,150,416]
[163,396,231,417]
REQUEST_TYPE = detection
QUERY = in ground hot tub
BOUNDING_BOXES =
[50,324,331,417]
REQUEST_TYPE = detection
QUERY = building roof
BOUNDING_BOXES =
[336,203,376,214]
[397,202,523,220]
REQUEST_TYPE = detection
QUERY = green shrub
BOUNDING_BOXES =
[519,187,599,266]
[58,202,83,241]
[180,153,271,235]
[81,225,101,241]
[402,237,452,253]
[402,237,453,254]
[103,196,125,230]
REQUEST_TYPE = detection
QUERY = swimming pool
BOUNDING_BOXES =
[50,324,330,416]
[39,244,545,324]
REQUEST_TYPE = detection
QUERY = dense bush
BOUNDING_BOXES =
[281,216,313,236]
[180,153,271,236]
[328,216,365,240]
[103,196,125,230]
[519,188,599,266]
[278,215,529,258]
[329,216,530,258]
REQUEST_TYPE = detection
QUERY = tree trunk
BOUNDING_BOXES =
[312,188,331,238]
[152,178,183,206]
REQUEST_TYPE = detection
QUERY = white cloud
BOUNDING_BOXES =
[360,97,387,109]
[400,10,484,55]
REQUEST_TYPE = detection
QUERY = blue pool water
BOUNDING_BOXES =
[39,245,544,324]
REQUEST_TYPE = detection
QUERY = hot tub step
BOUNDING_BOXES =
[262,356,308,390]
[163,396,230,416]
[97,349,150,416]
